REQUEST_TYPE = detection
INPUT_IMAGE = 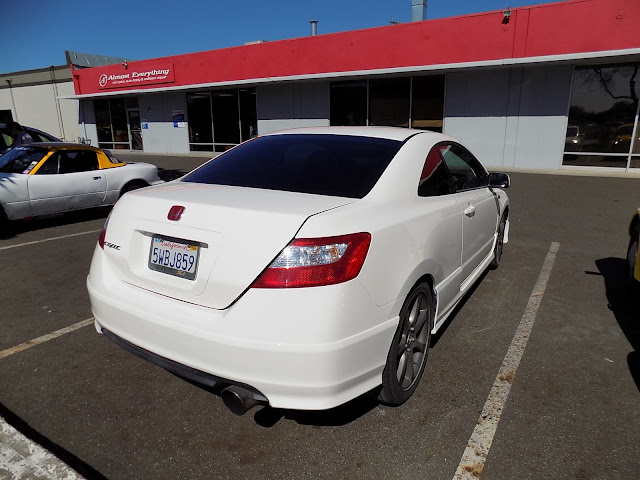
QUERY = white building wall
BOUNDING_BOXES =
[0,89,14,119]
[444,65,573,170]
[0,81,80,142]
[257,81,330,135]
[139,92,190,154]
[55,82,81,143]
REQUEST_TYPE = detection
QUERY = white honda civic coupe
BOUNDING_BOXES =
[87,127,510,415]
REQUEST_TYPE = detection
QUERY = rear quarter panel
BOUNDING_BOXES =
[102,163,160,204]
[296,133,464,309]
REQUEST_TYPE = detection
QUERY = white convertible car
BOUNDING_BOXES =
[87,127,510,414]
[0,143,162,224]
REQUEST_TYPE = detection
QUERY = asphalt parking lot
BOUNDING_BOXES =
[1,154,639,480]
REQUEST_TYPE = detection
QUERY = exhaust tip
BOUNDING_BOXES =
[222,385,262,415]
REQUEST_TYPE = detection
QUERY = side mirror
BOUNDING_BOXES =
[489,172,510,188]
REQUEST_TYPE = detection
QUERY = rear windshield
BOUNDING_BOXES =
[182,134,403,198]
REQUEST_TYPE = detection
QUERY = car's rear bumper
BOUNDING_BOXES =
[87,247,400,410]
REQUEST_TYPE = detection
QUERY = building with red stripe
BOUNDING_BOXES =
[64,0,640,171]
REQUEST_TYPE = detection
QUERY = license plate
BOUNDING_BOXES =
[148,236,200,280]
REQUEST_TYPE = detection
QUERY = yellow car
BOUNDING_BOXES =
[0,143,162,223]
[628,209,640,285]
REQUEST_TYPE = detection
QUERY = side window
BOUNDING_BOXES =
[26,130,50,143]
[36,153,60,175]
[418,146,453,197]
[438,143,487,191]
[59,150,98,174]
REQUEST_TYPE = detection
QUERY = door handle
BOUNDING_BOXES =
[93,176,102,180]
[464,205,476,217]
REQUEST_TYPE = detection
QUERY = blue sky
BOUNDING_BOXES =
[3,0,561,73]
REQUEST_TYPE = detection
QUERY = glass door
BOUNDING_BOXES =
[127,109,143,150]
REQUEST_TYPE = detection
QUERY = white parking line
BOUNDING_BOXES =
[0,416,86,480]
[0,230,101,251]
[453,242,560,480]
[0,318,94,360]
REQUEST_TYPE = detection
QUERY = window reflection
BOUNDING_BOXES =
[187,88,256,152]
[187,92,213,146]
[369,77,410,127]
[411,75,445,132]
[563,154,629,168]
[94,99,112,147]
[211,89,240,145]
[110,98,129,144]
[330,81,367,126]
[564,64,639,162]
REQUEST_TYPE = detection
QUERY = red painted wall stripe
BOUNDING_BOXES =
[72,0,640,96]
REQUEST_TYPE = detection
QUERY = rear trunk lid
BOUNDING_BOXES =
[102,182,355,309]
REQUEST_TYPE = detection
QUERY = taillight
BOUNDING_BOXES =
[98,214,111,249]
[252,232,371,288]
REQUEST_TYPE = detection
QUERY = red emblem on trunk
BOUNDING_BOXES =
[167,206,185,221]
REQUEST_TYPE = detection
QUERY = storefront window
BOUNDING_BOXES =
[94,99,113,150]
[330,75,444,130]
[212,89,240,150]
[369,77,410,127]
[187,92,213,150]
[110,98,129,148]
[187,88,256,152]
[239,88,257,142]
[94,98,134,150]
[563,63,639,168]
[330,81,367,126]
[411,75,445,132]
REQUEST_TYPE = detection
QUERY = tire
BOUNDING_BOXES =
[120,180,148,197]
[379,283,433,406]
[490,211,507,270]
[627,222,639,289]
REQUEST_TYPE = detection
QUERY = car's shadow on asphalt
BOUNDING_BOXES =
[0,207,111,241]
[430,269,488,347]
[594,258,640,391]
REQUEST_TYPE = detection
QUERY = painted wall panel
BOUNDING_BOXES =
[512,66,573,170]
[444,69,510,167]
[139,92,190,154]
[444,65,573,169]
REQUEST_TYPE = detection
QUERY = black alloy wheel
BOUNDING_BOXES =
[379,283,433,406]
